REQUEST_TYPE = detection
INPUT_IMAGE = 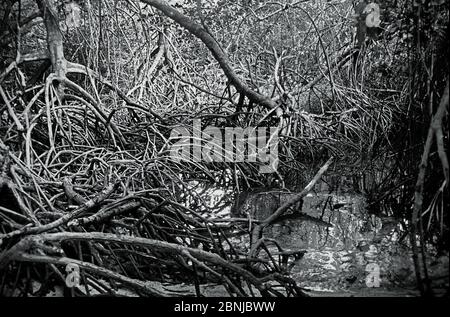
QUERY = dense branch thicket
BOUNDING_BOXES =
[0,0,448,297]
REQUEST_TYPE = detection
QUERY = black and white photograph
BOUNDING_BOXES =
[0,0,448,305]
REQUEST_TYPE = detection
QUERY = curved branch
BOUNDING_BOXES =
[14,253,175,296]
[140,0,278,110]
[250,157,334,256]
[66,61,164,122]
